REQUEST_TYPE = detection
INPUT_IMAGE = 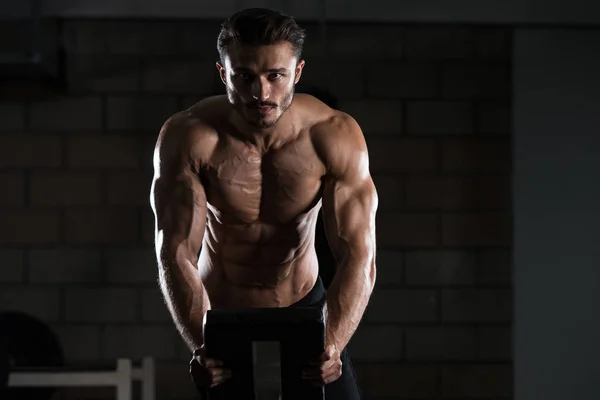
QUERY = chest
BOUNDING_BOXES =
[202,138,326,223]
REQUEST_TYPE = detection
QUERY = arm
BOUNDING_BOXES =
[150,115,210,351]
[320,115,378,353]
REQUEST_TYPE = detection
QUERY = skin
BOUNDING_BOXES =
[150,40,378,389]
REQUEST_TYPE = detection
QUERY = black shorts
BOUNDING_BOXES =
[289,276,363,400]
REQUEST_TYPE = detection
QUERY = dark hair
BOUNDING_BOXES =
[217,8,306,63]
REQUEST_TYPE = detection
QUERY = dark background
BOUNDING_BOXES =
[0,1,598,399]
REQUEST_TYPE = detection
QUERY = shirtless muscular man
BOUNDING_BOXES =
[150,8,378,399]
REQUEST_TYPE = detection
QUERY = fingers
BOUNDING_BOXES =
[189,356,232,389]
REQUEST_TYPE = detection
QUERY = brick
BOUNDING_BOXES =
[405,175,477,210]
[0,102,25,130]
[371,174,404,211]
[0,134,62,167]
[107,170,153,206]
[154,361,204,399]
[327,25,404,59]
[67,134,140,168]
[65,209,139,244]
[0,249,24,282]
[28,248,103,283]
[374,249,404,285]
[180,20,222,56]
[377,212,438,247]
[440,62,511,99]
[299,60,366,101]
[0,211,60,244]
[442,289,512,322]
[141,287,172,323]
[479,174,511,210]
[404,26,476,59]
[105,21,181,55]
[442,213,511,246]
[65,54,142,94]
[442,138,511,172]
[64,287,138,322]
[340,100,402,135]
[366,137,437,173]
[366,62,437,99]
[478,326,511,360]
[348,325,403,361]
[62,21,108,54]
[360,364,437,398]
[106,248,157,283]
[476,27,513,59]
[141,208,156,245]
[479,250,512,285]
[140,136,159,170]
[30,171,103,206]
[29,96,103,131]
[106,95,180,131]
[405,250,477,285]
[442,364,512,398]
[102,324,181,361]
[51,325,102,361]
[181,95,203,109]
[0,286,60,322]
[0,172,25,205]
[407,101,474,135]
[142,59,219,94]
[366,289,437,323]
[477,101,511,135]
[406,327,478,360]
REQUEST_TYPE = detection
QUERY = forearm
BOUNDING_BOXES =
[158,255,211,351]
[324,255,376,351]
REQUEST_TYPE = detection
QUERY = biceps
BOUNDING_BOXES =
[323,178,377,260]
[151,173,207,262]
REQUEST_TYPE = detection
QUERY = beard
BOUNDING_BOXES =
[227,85,295,129]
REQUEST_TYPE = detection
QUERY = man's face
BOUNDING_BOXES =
[217,41,305,129]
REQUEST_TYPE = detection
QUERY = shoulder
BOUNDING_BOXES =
[302,101,367,177]
[154,96,225,173]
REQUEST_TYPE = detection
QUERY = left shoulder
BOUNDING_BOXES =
[308,109,368,177]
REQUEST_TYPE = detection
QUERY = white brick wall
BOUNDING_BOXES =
[0,102,25,130]
[0,20,512,399]
[29,97,103,131]
[366,289,437,322]
[0,249,25,282]
[101,324,181,360]
[406,101,474,135]
[105,248,157,283]
[64,288,138,323]
[28,248,104,283]
[348,325,404,361]
[405,327,478,360]
[0,287,61,321]
[405,250,477,285]
[339,100,403,135]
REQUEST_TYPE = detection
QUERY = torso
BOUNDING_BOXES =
[189,94,335,309]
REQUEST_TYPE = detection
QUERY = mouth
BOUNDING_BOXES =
[250,105,276,117]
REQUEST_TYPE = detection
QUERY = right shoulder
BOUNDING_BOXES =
[154,100,223,173]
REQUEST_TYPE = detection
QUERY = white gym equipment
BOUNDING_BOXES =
[7,357,155,400]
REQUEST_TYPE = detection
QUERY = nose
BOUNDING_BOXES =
[251,77,270,101]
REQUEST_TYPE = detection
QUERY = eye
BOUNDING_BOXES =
[269,73,283,80]
[237,73,252,81]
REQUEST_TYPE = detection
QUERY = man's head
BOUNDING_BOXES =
[216,8,306,129]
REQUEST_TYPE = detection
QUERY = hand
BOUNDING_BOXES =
[301,344,342,386]
[189,346,232,389]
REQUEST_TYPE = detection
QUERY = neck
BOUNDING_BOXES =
[229,104,295,152]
